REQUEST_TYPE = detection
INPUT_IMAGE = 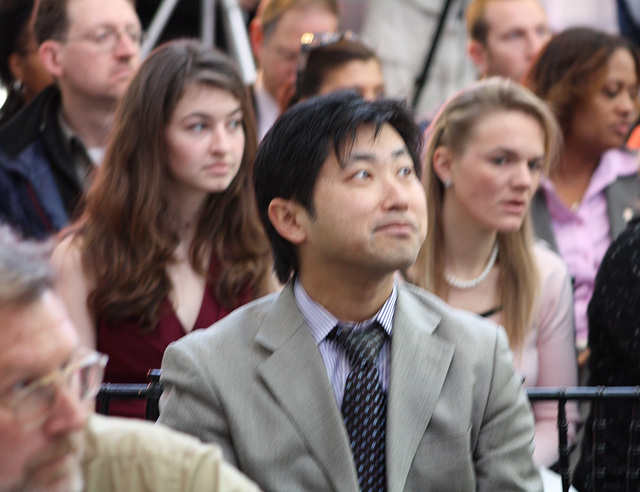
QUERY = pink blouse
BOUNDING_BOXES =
[487,242,579,467]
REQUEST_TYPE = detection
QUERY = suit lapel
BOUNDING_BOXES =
[255,285,359,492]
[606,174,640,238]
[386,287,454,492]
[530,189,559,251]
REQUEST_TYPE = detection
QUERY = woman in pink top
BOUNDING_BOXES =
[406,77,579,467]
[525,27,640,368]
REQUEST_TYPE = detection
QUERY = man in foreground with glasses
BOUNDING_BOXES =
[0,224,261,492]
[0,0,142,240]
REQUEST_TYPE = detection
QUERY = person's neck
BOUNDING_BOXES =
[298,268,395,323]
[549,139,603,207]
[552,138,602,183]
[60,95,116,148]
[442,204,498,279]
[170,190,208,244]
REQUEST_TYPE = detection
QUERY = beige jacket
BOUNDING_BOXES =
[82,414,261,492]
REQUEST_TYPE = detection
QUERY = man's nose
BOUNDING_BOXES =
[382,173,410,210]
[44,384,89,437]
[113,31,140,59]
[527,30,549,59]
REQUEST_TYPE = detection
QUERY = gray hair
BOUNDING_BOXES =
[0,225,55,307]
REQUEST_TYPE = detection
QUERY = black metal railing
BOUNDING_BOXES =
[96,368,163,421]
[527,386,640,492]
[96,376,640,492]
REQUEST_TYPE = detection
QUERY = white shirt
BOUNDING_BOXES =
[253,71,280,141]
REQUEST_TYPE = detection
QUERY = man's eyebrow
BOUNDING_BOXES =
[391,147,409,158]
[341,146,410,167]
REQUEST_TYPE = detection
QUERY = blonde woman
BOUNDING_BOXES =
[406,77,579,467]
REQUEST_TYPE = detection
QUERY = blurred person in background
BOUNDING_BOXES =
[285,31,384,108]
[249,0,338,140]
[0,0,53,126]
[0,0,142,240]
[525,27,640,369]
[466,0,551,81]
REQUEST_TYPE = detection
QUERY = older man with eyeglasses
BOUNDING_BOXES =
[0,0,142,240]
[0,224,260,492]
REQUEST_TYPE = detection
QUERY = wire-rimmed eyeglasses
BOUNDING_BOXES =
[64,26,144,52]
[2,350,108,429]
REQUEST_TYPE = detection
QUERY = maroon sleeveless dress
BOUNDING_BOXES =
[97,257,252,418]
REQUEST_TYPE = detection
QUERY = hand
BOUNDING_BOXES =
[577,347,590,369]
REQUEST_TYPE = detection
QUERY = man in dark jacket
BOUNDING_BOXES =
[0,0,141,239]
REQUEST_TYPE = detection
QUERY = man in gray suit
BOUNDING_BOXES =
[158,92,543,491]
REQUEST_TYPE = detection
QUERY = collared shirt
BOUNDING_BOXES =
[253,72,280,141]
[293,279,396,407]
[541,148,639,349]
[58,110,103,190]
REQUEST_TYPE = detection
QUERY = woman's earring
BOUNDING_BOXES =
[444,179,452,189]
[11,79,25,96]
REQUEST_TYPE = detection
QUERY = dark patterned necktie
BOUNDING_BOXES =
[329,323,387,492]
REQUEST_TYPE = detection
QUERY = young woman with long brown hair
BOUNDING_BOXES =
[52,39,275,418]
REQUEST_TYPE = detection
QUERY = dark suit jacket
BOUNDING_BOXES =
[158,282,542,492]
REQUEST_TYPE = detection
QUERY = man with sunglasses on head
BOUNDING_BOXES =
[0,0,142,240]
[0,224,261,492]
[249,0,339,140]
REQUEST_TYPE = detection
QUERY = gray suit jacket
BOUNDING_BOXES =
[531,173,640,252]
[158,283,542,492]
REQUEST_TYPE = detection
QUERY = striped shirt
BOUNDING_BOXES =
[293,279,396,407]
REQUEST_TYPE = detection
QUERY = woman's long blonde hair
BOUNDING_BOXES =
[408,77,561,352]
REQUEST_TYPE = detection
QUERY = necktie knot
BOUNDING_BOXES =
[329,323,386,367]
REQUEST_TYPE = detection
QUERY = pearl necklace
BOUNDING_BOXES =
[445,243,499,290]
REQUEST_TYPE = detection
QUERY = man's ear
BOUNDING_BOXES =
[467,39,488,77]
[38,40,63,79]
[268,198,308,244]
[249,17,264,62]
[432,146,455,185]
[7,52,25,82]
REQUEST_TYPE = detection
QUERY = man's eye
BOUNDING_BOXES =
[93,30,114,43]
[504,31,523,41]
[353,169,371,180]
[398,166,413,177]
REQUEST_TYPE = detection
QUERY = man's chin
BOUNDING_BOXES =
[7,436,85,492]
[4,467,84,492]
[33,472,83,492]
